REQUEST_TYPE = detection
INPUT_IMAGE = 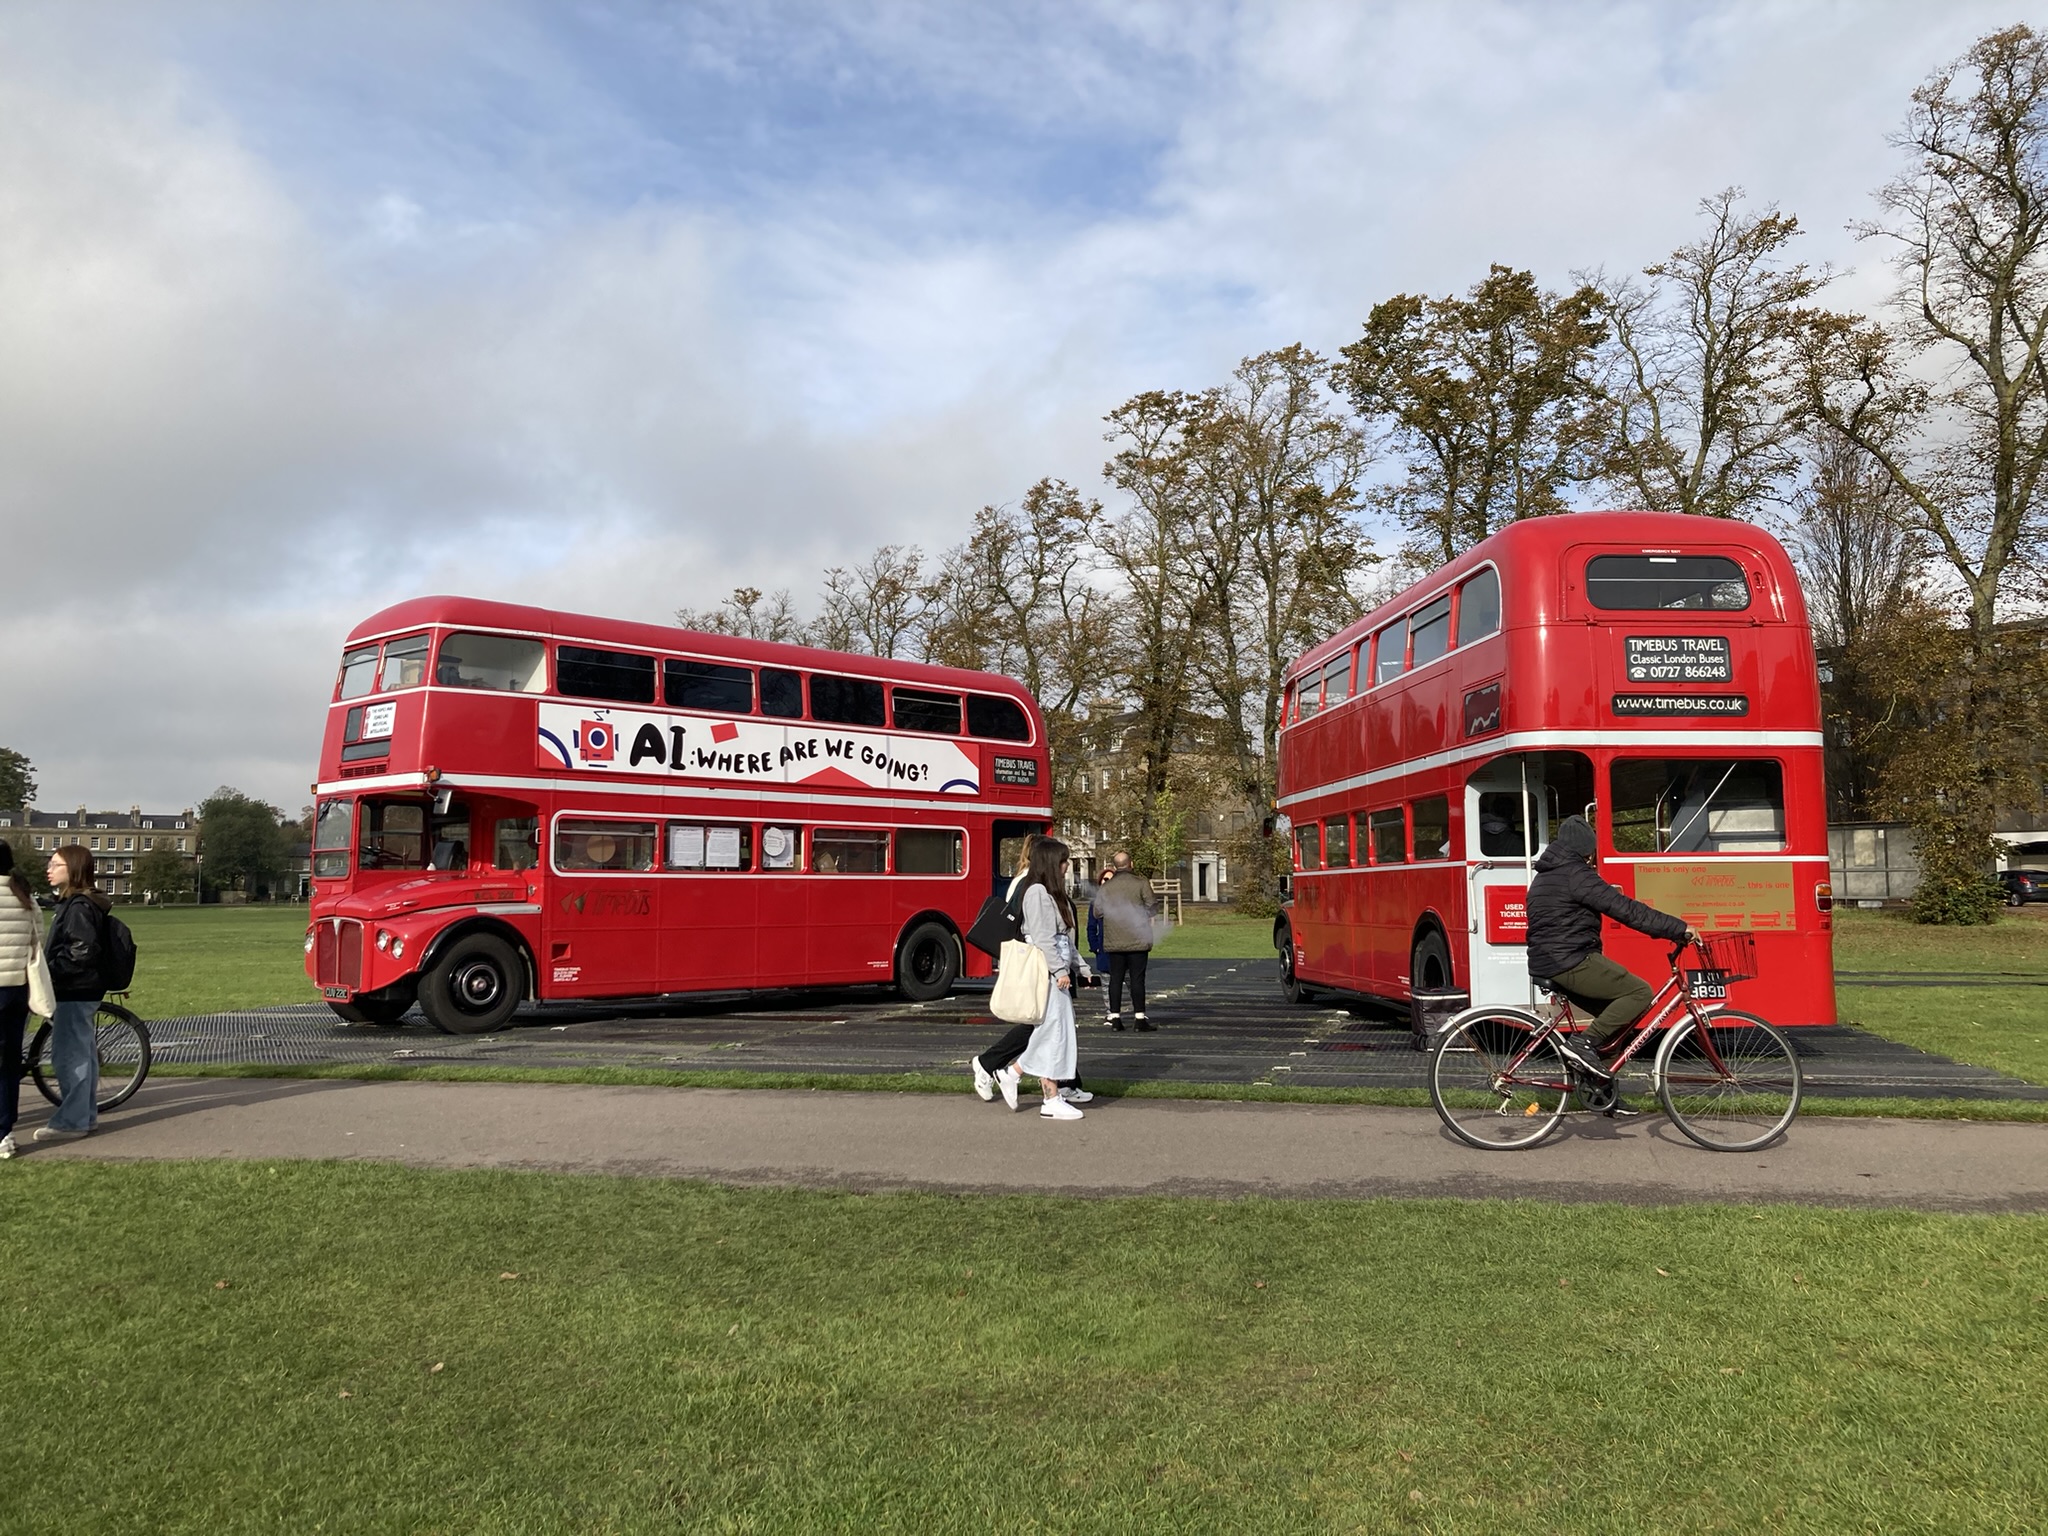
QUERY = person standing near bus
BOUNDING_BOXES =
[0,842,40,1159]
[1526,815,1694,1084]
[1093,850,1157,1031]
[36,845,108,1141]
[1012,837,1088,1120]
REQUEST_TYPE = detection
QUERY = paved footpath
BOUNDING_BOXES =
[25,1077,2048,1213]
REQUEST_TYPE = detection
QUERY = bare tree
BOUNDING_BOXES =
[676,586,805,643]
[810,545,931,659]
[1597,190,1825,518]
[1786,437,1925,649]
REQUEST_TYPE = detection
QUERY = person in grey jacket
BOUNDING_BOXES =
[1092,850,1157,1030]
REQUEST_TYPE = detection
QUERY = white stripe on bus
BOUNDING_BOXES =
[1275,727,1825,810]
[315,768,1052,819]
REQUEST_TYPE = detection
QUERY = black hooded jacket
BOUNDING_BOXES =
[1524,818,1687,981]
[47,891,112,1003]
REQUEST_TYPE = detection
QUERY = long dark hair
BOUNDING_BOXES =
[51,844,96,900]
[1020,836,1074,928]
[0,840,27,909]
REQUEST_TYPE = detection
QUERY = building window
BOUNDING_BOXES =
[89,837,99,850]
[177,838,189,852]
[142,838,154,851]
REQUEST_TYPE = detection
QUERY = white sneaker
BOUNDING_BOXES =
[971,1058,995,1102]
[33,1126,87,1143]
[997,1066,1021,1111]
[1040,1097,1084,1120]
[0,1133,15,1160]
[1059,1087,1094,1104]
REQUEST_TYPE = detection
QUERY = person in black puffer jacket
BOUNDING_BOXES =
[1526,815,1695,1082]
[38,844,110,1140]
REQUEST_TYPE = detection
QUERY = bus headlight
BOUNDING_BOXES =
[375,929,392,952]
[303,932,315,955]
[391,937,405,959]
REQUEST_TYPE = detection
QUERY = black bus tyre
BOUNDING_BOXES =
[895,921,959,1002]
[1277,922,1316,1005]
[1430,1008,1571,1150]
[327,983,417,1026]
[419,934,523,1035]
[29,1002,152,1112]
[1654,1006,1802,1152]
[1408,930,1454,1043]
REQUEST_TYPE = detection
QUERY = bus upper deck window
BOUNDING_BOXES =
[760,668,803,719]
[558,645,656,704]
[1374,618,1408,685]
[1587,555,1750,611]
[1325,655,1352,705]
[966,694,1031,742]
[894,688,963,734]
[379,634,430,691]
[811,674,886,728]
[1298,669,1322,718]
[666,658,754,714]
[1409,596,1452,670]
[338,646,379,700]
[438,632,546,692]
[1456,567,1501,644]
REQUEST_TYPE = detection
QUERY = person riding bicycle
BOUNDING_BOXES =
[1526,814,1696,1082]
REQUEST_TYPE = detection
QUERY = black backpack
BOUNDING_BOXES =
[99,908,138,992]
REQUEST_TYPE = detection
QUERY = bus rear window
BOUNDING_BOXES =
[1610,759,1785,853]
[894,688,963,734]
[1587,555,1749,611]
[811,675,886,728]
[966,694,1031,742]
[558,646,656,704]
[665,659,753,714]
[439,632,546,692]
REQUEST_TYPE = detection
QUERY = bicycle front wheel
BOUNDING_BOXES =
[1431,1009,1573,1150]
[29,1002,153,1112]
[1654,1007,1800,1152]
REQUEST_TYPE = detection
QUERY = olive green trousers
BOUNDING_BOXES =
[1546,953,1655,1050]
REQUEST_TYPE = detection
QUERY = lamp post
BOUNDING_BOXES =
[194,850,203,908]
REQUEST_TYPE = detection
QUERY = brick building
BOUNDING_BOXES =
[0,805,202,900]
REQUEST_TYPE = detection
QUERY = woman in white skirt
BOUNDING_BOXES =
[1014,837,1090,1120]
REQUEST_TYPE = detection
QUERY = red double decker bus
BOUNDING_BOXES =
[1274,512,1834,1028]
[305,597,1051,1032]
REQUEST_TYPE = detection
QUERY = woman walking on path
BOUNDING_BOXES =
[37,845,108,1142]
[1013,837,1089,1121]
[1092,849,1158,1031]
[0,843,39,1159]
[970,834,1092,1111]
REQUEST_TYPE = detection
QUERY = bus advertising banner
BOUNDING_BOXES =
[1632,860,1796,931]
[535,703,985,795]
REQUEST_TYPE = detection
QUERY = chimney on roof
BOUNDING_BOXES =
[131,804,140,820]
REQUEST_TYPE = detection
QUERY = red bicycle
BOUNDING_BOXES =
[1429,933,1801,1152]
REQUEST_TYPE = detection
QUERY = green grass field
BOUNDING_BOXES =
[113,904,314,1019]
[3,1160,2044,1534]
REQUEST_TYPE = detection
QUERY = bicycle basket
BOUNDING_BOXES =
[1694,931,1758,981]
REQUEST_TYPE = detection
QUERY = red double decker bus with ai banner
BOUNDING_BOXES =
[306,597,1051,1032]
[1273,512,1835,1030]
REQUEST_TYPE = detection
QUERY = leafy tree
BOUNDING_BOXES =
[198,787,289,895]
[0,747,34,810]
[1597,190,1824,518]
[134,844,194,904]
[1336,265,1607,562]
[1797,24,2048,917]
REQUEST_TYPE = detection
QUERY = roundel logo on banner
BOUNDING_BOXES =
[577,720,615,762]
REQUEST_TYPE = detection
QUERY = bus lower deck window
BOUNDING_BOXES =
[313,799,353,878]
[360,800,426,870]
[813,829,888,873]
[1609,759,1784,854]
[1368,807,1406,864]
[439,632,547,692]
[1295,824,1322,870]
[1587,555,1750,611]
[1410,795,1452,861]
[761,825,802,868]
[667,821,753,870]
[1475,792,1530,857]
[895,828,964,874]
[555,819,658,871]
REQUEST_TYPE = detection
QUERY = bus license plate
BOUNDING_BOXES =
[1686,970,1727,1000]
[323,986,350,1000]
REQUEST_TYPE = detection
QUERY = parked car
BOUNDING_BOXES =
[1997,869,2047,906]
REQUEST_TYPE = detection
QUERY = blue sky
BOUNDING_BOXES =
[0,0,2023,810]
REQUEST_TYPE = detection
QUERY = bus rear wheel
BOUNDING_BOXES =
[896,921,959,1002]
[419,934,523,1035]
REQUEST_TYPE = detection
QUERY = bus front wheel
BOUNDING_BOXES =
[896,921,959,1002]
[420,934,523,1035]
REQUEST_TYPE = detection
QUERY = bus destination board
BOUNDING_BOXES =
[1624,635,1731,682]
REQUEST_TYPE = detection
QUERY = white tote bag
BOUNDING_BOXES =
[27,928,57,1020]
[990,938,1051,1024]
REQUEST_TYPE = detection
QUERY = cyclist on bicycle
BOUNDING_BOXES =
[1526,814,1696,1082]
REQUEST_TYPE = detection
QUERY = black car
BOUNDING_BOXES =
[1997,869,2047,906]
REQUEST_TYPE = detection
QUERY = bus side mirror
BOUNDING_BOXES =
[433,788,454,816]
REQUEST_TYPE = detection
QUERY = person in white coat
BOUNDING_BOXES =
[1013,836,1090,1120]
[0,842,40,1160]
